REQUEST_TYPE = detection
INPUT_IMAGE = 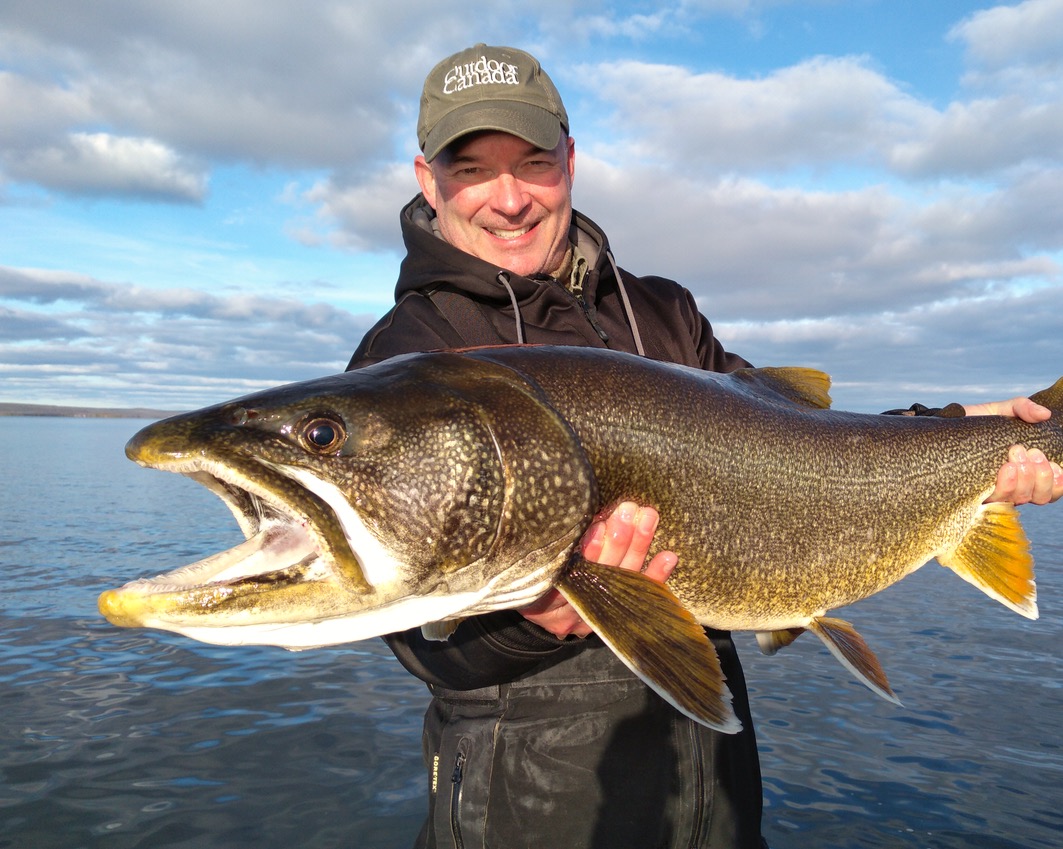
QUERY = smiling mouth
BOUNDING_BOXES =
[486,224,534,240]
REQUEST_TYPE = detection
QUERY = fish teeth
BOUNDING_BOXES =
[131,522,317,591]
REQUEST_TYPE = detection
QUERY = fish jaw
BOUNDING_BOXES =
[97,444,384,643]
[124,413,373,594]
[98,522,322,628]
[99,397,412,643]
[96,526,493,648]
[95,453,508,648]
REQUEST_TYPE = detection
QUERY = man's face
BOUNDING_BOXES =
[415,131,576,278]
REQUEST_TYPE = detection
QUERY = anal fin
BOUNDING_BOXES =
[555,557,741,734]
[938,501,1037,620]
[808,616,901,706]
[756,627,806,656]
[421,618,464,641]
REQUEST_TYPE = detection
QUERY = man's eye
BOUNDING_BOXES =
[450,166,486,181]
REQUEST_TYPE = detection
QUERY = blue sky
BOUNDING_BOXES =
[2,0,1061,411]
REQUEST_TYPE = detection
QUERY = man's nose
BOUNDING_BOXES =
[490,173,530,217]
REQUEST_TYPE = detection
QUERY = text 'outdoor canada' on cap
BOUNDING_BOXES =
[417,43,569,162]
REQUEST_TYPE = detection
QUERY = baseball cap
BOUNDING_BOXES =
[417,44,569,162]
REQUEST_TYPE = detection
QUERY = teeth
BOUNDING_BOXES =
[488,226,530,240]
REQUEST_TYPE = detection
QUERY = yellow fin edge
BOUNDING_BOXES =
[938,502,1037,620]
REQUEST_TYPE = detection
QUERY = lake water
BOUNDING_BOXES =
[1,416,1061,849]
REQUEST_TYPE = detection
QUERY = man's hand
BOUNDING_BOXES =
[519,501,678,639]
[963,397,1063,505]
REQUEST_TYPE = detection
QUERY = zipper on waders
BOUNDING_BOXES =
[450,746,468,849]
[686,720,707,847]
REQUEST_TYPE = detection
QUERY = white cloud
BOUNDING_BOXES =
[0,265,359,326]
[889,96,1063,176]
[950,0,1063,72]
[0,71,94,146]
[584,52,1063,180]
[717,282,1063,411]
[0,305,90,341]
[6,132,207,201]
[0,265,375,407]
[575,11,675,40]
[0,1,471,169]
[584,57,927,174]
[0,0,468,202]
[574,156,1061,320]
[296,162,418,252]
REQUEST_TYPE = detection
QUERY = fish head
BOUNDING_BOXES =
[98,352,597,648]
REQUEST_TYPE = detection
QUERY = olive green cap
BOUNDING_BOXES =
[417,44,569,162]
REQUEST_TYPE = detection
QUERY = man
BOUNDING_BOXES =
[348,44,1062,849]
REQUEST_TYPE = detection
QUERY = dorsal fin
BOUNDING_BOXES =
[732,367,833,410]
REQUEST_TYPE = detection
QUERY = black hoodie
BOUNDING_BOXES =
[346,195,767,849]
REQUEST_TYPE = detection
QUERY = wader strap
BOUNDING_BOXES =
[425,287,503,347]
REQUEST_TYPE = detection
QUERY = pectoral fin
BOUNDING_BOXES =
[808,616,900,705]
[555,558,741,734]
[938,501,1037,620]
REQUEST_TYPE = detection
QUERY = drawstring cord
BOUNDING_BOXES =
[607,251,646,357]
[497,254,645,356]
[495,271,525,345]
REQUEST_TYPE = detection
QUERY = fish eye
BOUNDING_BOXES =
[299,416,346,453]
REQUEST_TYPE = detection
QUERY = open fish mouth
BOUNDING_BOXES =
[98,449,370,630]
[170,470,326,584]
[118,507,322,597]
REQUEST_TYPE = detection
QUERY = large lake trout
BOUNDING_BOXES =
[99,346,1063,732]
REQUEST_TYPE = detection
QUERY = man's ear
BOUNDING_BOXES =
[566,135,576,187]
[414,155,438,208]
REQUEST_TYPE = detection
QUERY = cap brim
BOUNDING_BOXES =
[422,101,563,161]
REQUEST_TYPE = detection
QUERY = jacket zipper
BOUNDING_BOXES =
[527,264,611,344]
[555,275,609,343]
[449,747,467,849]
[567,253,610,343]
[575,290,611,343]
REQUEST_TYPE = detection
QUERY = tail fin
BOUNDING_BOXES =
[1030,376,1063,415]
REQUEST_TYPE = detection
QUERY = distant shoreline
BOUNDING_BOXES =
[0,402,178,420]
